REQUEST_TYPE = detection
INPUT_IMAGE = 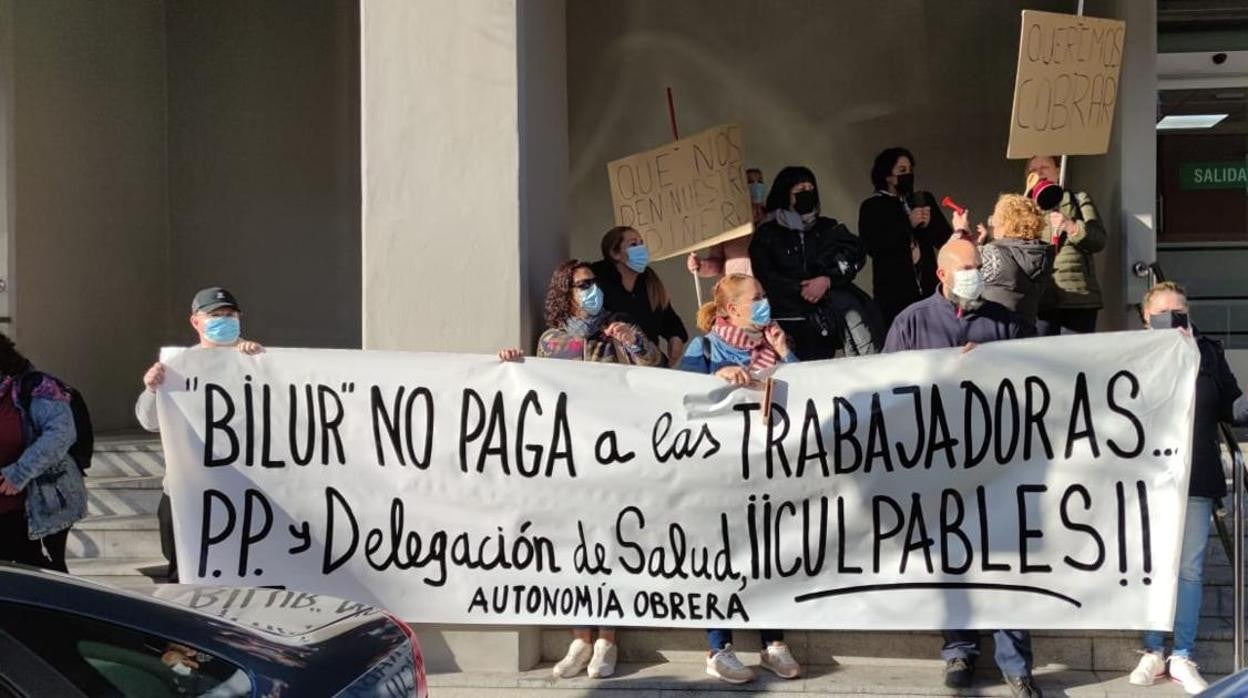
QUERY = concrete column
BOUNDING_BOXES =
[360,0,568,673]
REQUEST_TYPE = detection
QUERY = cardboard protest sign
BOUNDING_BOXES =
[159,331,1197,630]
[1007,10,1126,159]
[607,123,752,260]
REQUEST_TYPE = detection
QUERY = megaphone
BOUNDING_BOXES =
[1026,172,1064,211]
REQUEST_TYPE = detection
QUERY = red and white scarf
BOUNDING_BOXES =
[711,318,780,374]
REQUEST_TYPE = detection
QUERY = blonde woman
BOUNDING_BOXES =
[678,274,802,684]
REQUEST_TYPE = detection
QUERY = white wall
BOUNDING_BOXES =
[566,0,1144,332]
[361,0,569,353]
[9,0,169,430]
[165,0,361,349]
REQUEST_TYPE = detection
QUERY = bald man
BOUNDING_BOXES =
[882,237,1039,696]
[883,237,1034,353]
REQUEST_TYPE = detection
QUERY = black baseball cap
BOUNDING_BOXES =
[191,287,241,314]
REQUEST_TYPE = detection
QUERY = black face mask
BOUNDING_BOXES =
[792,189,818,215]
[1148,311,1189,330]
[895,172,915,195]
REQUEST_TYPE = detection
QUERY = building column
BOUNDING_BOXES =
[360,0,568,673]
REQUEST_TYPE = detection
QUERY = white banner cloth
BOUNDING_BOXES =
[157,331,1198,629]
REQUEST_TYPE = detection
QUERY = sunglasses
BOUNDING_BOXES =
[572,279,597,291]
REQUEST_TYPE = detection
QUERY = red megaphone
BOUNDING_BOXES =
[941,196,966,216]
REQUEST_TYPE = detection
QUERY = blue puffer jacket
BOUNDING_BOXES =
[0,386,86,540]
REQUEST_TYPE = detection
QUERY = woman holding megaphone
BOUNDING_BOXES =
[1025,155,1108,335]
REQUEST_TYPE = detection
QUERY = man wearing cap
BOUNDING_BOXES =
[135,287,263,581]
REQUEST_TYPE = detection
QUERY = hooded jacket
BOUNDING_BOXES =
[1040,189,1106,311]
[751,167,868,320]
[980,238,1055,325]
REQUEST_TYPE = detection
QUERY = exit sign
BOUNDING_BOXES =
[1180,162,1248,190]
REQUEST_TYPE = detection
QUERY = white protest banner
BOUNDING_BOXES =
[158,331,1198,630]
[1006,10,1126,159]
[606,123,752,260]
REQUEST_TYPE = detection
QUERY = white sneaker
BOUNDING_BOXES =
[1168,656,1208,695]
[552,638,592,679]
[760,642,801,679]
[705,644,754,684]
[587,638,617,679]
[1128,650,1166,686]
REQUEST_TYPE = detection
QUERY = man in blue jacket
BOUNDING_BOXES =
[883,236,1040,698]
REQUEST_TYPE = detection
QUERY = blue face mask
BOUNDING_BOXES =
[202,316,241,345]
[578,284,604,316]
[625,244,650,273]
[748,182,767,204]
[750,299,772,327]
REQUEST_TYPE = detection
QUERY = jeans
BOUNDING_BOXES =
[708,629,784,651]
[1144,496,1212,657]
[942,630,1033,678]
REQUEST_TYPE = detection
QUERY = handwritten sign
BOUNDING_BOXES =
[607,123,752,260]
[1007,10,1126,159]
[158,331,1197,630]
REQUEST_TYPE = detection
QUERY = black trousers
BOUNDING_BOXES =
[1035,308,1098,336]
[159,492,179,582]
[0,510,69,572]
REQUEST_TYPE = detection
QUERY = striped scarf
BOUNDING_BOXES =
[711,318,780,374]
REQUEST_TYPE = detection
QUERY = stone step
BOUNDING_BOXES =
[88,446,166,478]
[67,514,162,559]
[66,556,168,581]
[538,622,1243,675]
[425,658,1201,696]
[86,475,162,517]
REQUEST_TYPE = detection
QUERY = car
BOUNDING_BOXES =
[0,564,427,697]
[1203,665,1248,698]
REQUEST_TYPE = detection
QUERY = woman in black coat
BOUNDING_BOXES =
[749,166,882,359]
[858,147,953,331]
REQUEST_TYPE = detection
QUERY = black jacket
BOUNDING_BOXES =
[980,238,1055,326]
[1188,334,1248,498]
[858,192,952,329]
[589,260,688,346]
[749,216,866,320]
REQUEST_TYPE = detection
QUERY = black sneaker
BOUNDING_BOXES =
[1006,674,1043,698]
[944,657,974,688]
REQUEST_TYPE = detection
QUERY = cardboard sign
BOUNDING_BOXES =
[1006,10,1126,159]
[159,331,1198,630]
[607,123,752,260]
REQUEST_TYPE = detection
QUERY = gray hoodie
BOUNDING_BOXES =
[979,238,1054,326]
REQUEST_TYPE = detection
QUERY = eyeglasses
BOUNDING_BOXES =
[572,279,597,291]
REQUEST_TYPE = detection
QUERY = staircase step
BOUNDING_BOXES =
[67,517,162,559]
[66,556,168,580]
[426,659,1201,696]
[89,447,165,478]
[86,476,163,517]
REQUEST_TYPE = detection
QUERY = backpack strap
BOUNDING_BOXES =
[17,371,45,411]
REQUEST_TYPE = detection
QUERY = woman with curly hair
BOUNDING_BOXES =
[0,333,86,572]
[497,259,661,679]
[952,194,1054,328]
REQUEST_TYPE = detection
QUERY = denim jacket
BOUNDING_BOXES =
[0,393,86,539]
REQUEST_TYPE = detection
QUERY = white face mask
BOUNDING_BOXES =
[951,268,984,301]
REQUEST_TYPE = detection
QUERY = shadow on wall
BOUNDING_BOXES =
[565,0,1118,330]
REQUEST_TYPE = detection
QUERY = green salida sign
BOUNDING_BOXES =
[1180,161,1248,191]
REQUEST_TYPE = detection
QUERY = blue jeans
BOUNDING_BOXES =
[1144,496,1213,658]
[708,629,784,651]
[942,630,1033,678]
